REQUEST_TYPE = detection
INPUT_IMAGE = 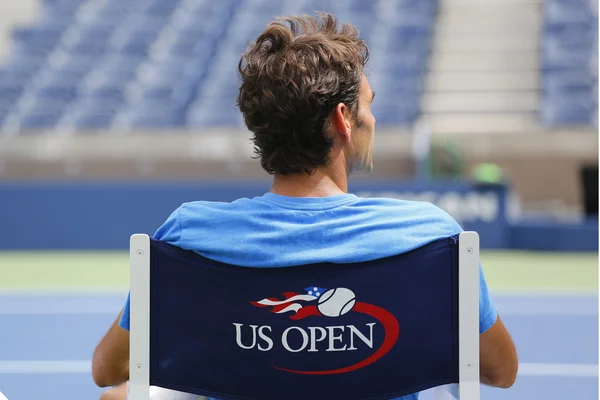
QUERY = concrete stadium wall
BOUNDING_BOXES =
[0,130,596,214]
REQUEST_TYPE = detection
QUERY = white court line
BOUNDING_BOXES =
[519,363,598,377]
[0,309,120,316]
[0,361,596,377]
[0,360,90,374]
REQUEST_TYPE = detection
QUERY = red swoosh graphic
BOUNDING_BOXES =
[274,301,400,375]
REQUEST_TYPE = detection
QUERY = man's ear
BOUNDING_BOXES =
[332,103,352,141]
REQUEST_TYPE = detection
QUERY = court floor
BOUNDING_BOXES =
[0,293,596,400]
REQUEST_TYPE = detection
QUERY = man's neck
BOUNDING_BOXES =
[270,169,348,198]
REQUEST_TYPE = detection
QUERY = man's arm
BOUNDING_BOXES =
[479,315,518,388]
[92,309,130,387]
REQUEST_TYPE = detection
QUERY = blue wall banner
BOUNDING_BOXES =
[0,180,562,251]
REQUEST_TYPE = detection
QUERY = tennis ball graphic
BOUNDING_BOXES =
[317,288,356,317]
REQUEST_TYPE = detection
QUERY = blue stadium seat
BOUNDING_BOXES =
[116,102,184,129]
[372,101,420,126]
[0,70,29,87]
[295,0,336,14]
[0,82,24,103]
[0,56,44,84]
[36,63,89,86]
[141,0,182,17]
[64,24,115,47]
[200,76,239,100]
[61,35,108,57]
[370,75,422,98]
[59,97,122,129]
[369,53,427,76]
[124,14,169,30]
[42,56,94,89]
[95,55,145,75]
[76,1,139,23]
[109,40,153,57]
[544,25,596,52]
[242,0,286,14]
[342,0,379,13]
[543,71,594,96]
[17,107,64,130]
[17,97,67,114]
[60,105,118,130]
[30,79,78,102]
[157,36,215,60]
[541,95,595,126]
[135,58,197,85]
[545,0,595,26]
[80,82,127,103]
[12,23,65,49]
[186,98,243,127]
[44,0,87,8]
[171,9,230,38]
[186,110,243,127]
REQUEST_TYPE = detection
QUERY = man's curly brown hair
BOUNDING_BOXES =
[237,13,369,175]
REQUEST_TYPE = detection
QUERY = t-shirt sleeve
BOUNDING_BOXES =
[153,207,183,244]
[435,204,498,334]
[478,263,498,333]
[119,291,130,330]
[119,208,184,331]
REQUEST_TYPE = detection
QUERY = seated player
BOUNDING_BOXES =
[92,12,518,399]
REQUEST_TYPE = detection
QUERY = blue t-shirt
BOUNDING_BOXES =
[120,192,498,399]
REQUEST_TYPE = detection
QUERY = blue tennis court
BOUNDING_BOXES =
[0,293,596,400]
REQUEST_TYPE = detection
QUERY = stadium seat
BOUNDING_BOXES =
[241,0,286,14]
[373,104,420,126]
[127,232,481,400]
[0,82,24,104]
[142,0,182,16]
[371,75,423,99]
[186,97,243,127]
[95,55,146,76]
[31,79,78,103]
[16,109,64,131]
[114,97,185,129]
[63,24,114,48]
[545,0,595,26]
[12,23,65,49]
[541,95,595,126]
[60,110,117,130]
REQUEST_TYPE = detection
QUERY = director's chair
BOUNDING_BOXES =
[128,232,481,400]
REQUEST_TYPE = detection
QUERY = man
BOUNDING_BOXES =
[93,13,518,399]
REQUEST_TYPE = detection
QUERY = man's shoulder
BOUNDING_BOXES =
[353,196,449,215]
[354,196,438,209]
[177,196,264,213]
[353,196,463,235]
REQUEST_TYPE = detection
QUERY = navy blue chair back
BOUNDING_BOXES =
[136,235,462,400]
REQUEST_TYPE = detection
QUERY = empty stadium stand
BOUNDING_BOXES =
[0,0,596,133]
[0,0,437,133]
[423,0,542,134]
[540,0,598,127]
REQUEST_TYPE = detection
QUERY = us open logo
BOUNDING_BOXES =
[233,287,400,375]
